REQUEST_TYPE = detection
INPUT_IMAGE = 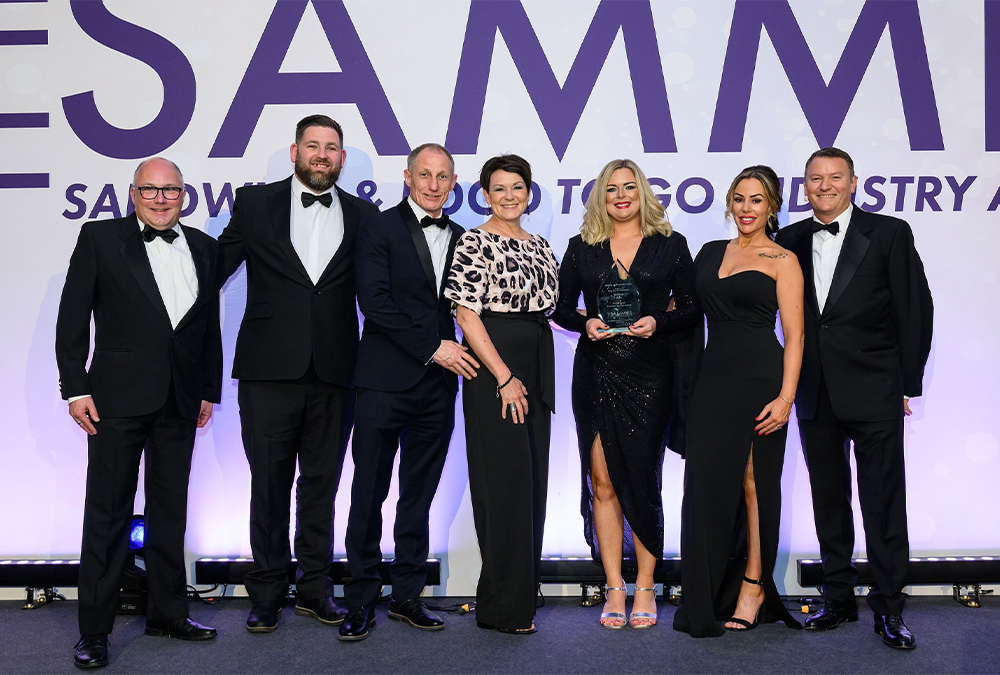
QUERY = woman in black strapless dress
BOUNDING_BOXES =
[673,166,805,637]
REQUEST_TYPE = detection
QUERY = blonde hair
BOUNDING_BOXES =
[581,159,671,245]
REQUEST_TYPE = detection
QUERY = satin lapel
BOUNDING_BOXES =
[174,226,211,332]
[823,210,871,318]
[317,187,361,285]
[400,200,437,293]
[118,217,171,327]
[790,225,821,320]
[439,221,462,297]
[268,180,311,285]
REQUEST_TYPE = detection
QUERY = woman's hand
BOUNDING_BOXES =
[755,396,792,435]
[586,318,614,341]
[627,316,657,338]
[500,375,529,424]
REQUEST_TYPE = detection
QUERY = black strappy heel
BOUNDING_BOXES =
[724,576,765,631]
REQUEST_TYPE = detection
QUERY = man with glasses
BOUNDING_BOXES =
[56,157,223,669]
[216,115,378,633]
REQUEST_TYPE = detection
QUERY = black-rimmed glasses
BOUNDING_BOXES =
[135,185,183,200]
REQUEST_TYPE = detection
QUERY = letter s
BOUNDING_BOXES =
[62,1,195,159]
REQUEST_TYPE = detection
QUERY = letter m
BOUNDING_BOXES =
[446,0,674,160]
[709,0,943,152]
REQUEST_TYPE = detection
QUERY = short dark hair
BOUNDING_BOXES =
[408,143,455,175]
[805,146,854,178]
[725,165,783,239]
[295,114,344,146]
[479,153,531,191]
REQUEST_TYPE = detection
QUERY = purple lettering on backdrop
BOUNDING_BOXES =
[468,182,489,216]
[862,175,887,211]
[62,1,196,159]
[788,177,810,212]
[676,177,713,214]
[889,176,914,211]
[205,183,236,217]
[557,178,581,214]
[443,185,465,217]
[709,1,943,152]
[988,184,1000,212]
[63,184,88,220]
[647,178,670,208]
[446,0,674,160]
[987,0,999,151]
[914,176,942,212]
[90,184,122,220]
[210,1,407,157]
[356,180,382,208]
[946,176,976,211]
[180,184,198,218]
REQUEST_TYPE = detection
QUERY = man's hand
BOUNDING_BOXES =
[903,397,913,417]
[69,397,100,435]
[432,340,480,379]
[198,401,214,428]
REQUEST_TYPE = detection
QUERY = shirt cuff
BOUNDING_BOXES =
[68,394,92,404]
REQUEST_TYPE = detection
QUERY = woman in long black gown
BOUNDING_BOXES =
[673,165,805,637]
[552,159,698,629]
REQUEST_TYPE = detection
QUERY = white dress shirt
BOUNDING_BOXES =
[68,220,198,404]
[291,176,344,284]
[408,198,452,293]
[812,203,853,314]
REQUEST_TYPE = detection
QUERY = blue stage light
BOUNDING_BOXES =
[129,515,144,552]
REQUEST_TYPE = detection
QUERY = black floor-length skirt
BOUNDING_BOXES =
[464,310,554,631]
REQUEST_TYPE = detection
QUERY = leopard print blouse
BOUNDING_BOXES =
[444,229,559,314]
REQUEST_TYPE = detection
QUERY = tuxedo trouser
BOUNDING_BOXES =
[78,386,196,635]
[238,372,353,604]
[798,376,909,616]
[344,367,454,608]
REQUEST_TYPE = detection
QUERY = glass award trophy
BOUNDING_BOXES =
[596,259,642,334]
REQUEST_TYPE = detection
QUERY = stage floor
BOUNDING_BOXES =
[1,596,996,673]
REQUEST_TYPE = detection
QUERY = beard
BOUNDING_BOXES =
[294,155,341,193]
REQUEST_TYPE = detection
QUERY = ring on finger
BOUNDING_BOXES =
[75,419,83,426]
[509,402,517,414]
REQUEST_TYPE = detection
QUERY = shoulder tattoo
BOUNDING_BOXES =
[758,251,788,259]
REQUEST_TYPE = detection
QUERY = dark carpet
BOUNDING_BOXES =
[1,596,996,674]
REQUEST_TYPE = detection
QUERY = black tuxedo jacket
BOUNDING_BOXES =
[55,215,222,420]
[354,199,463,393]
[217,178,379,386]
[776,208,933,422]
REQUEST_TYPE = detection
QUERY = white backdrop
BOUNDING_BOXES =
[1,0,998,598]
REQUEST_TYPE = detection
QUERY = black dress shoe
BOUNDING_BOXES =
[388,598,445,631]
[875,614,916,650]
[144,617,217,640]
[295,596,348,625]
[804,601,859,631]
[247,602,283,633]
[338,606,376,642]
[74,634,108,670]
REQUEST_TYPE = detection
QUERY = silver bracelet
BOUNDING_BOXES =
[780,395,793,405]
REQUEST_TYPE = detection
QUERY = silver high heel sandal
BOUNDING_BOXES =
[601,582,627,629]
[629,587,658,628]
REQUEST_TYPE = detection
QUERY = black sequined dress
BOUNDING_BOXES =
[673,239,802,637]
[552,232,698,562]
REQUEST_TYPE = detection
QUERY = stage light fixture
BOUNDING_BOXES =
[128,514,145,553]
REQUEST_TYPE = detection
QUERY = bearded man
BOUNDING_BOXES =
[217,115,378,633]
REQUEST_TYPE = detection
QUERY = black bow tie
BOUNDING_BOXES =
[302,191,333,208]
[421,214,450,230]
[812,220,840,236]
[142,224,179,244]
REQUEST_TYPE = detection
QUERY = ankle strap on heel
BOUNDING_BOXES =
[743,576,764,586]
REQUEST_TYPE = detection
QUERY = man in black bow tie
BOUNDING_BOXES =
[56,157,223,668]
[216,116,378,634]
[339,143,479,641]
[776,147,933,650]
